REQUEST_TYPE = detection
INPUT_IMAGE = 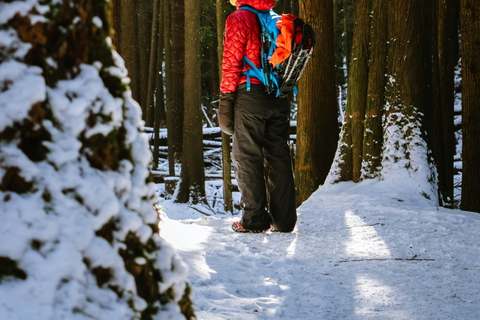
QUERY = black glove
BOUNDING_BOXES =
[218,91,235,135]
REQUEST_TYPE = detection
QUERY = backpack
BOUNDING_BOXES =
[239,6,316,98]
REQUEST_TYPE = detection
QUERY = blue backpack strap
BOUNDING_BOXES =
[238,6,281,96]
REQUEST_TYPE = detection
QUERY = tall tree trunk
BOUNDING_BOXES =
[362,0,387,178]
[147,0,160,132]
[164,0,175,176]
[171,0,185,159]
[381,0,436,198]
[339,0,371,182]
[343,0,354,78]
[217,0,233,212]
[119,0,140,103]
[433,0,458,206]
[460,0,480,213]
[178,0,206,203]
[153,0,166,170]
[137,0,153,123]
[295,0,338,206]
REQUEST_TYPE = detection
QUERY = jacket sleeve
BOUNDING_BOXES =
[220,11,250,93]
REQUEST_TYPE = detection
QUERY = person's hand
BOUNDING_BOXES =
[218,92,235,135]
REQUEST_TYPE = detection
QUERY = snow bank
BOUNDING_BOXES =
[0,2,189,319]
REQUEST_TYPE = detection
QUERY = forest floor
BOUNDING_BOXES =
[156,175,480,320]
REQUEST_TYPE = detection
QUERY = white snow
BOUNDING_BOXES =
[160,178,480,319]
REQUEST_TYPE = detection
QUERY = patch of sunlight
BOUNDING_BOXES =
[344,210,391,258]
[160,218,216,279]
[286,236,297,259]
[160,218,212,252]
[354,274,409,318]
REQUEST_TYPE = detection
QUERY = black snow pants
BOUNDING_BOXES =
[233,84,297,232]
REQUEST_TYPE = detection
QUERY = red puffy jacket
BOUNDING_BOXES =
[220,0,275,93]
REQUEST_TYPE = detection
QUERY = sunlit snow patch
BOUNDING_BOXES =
[344,210,391,258]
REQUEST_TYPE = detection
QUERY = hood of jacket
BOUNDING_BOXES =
[235,0,275,11]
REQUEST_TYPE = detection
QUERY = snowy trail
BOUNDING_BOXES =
[160,181,480,320]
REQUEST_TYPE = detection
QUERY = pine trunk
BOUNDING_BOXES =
[147,0,160,130]
[178,0,206,203]
[119,0,140,103]
[460,0,480,213]
[362,0,387,178]
[295,0,338,206]
[153,0,166,170]
[217,0,233,212]
[343,0,354,78]
[382,0,435,197]
[171,0,185,159]
[137,0,153,122]
[434,0,458,206]
[164,0,175,176]
[342,0,371,182]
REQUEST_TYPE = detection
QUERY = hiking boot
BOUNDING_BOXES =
[231,222,269,233]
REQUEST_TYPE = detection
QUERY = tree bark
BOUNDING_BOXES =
[171,0,185,159]
[362,0,387,178]
[433,0,458,206]
[341,0,371,182]
[137,0,154,122]
[147,0,160,131]
[217,0,233,212]
[178,0,206,203]
[119,0,140,103]
[343,0,354,79]
[460,0,480,213]
[153,0,166,170]
[295,0,338,206]
[164,0,175,176]
[381,0,435,194]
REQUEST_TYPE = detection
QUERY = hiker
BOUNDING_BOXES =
[218,0,297,233]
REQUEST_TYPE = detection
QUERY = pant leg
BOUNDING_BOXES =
[232,86,270,230]
[264,97,297,232]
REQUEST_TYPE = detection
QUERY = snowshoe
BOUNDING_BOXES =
[277,21,316,98]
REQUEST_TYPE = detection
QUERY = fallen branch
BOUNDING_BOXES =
[333,256,435,263]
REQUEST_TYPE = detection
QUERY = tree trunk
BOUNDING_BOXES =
[340,0,371,182]
[217,0,233,212]
[433,0,458,206]
[147,0,160,132]
[153,0,166,170]
[381,0,436,198]
[137,0,154,123]
[119,0,140,103]
[460,0,480,213]
[343,0,354,78]
[164,0,175,176]
[177,0,206,203]
[171,0,185,159]
[362,0,387,178]
[295,0,338,206]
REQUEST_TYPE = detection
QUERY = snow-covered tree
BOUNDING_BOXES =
[327,0,441,202]
[0,1,194,319]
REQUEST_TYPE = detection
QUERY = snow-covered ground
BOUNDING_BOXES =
[159,179,480,320]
